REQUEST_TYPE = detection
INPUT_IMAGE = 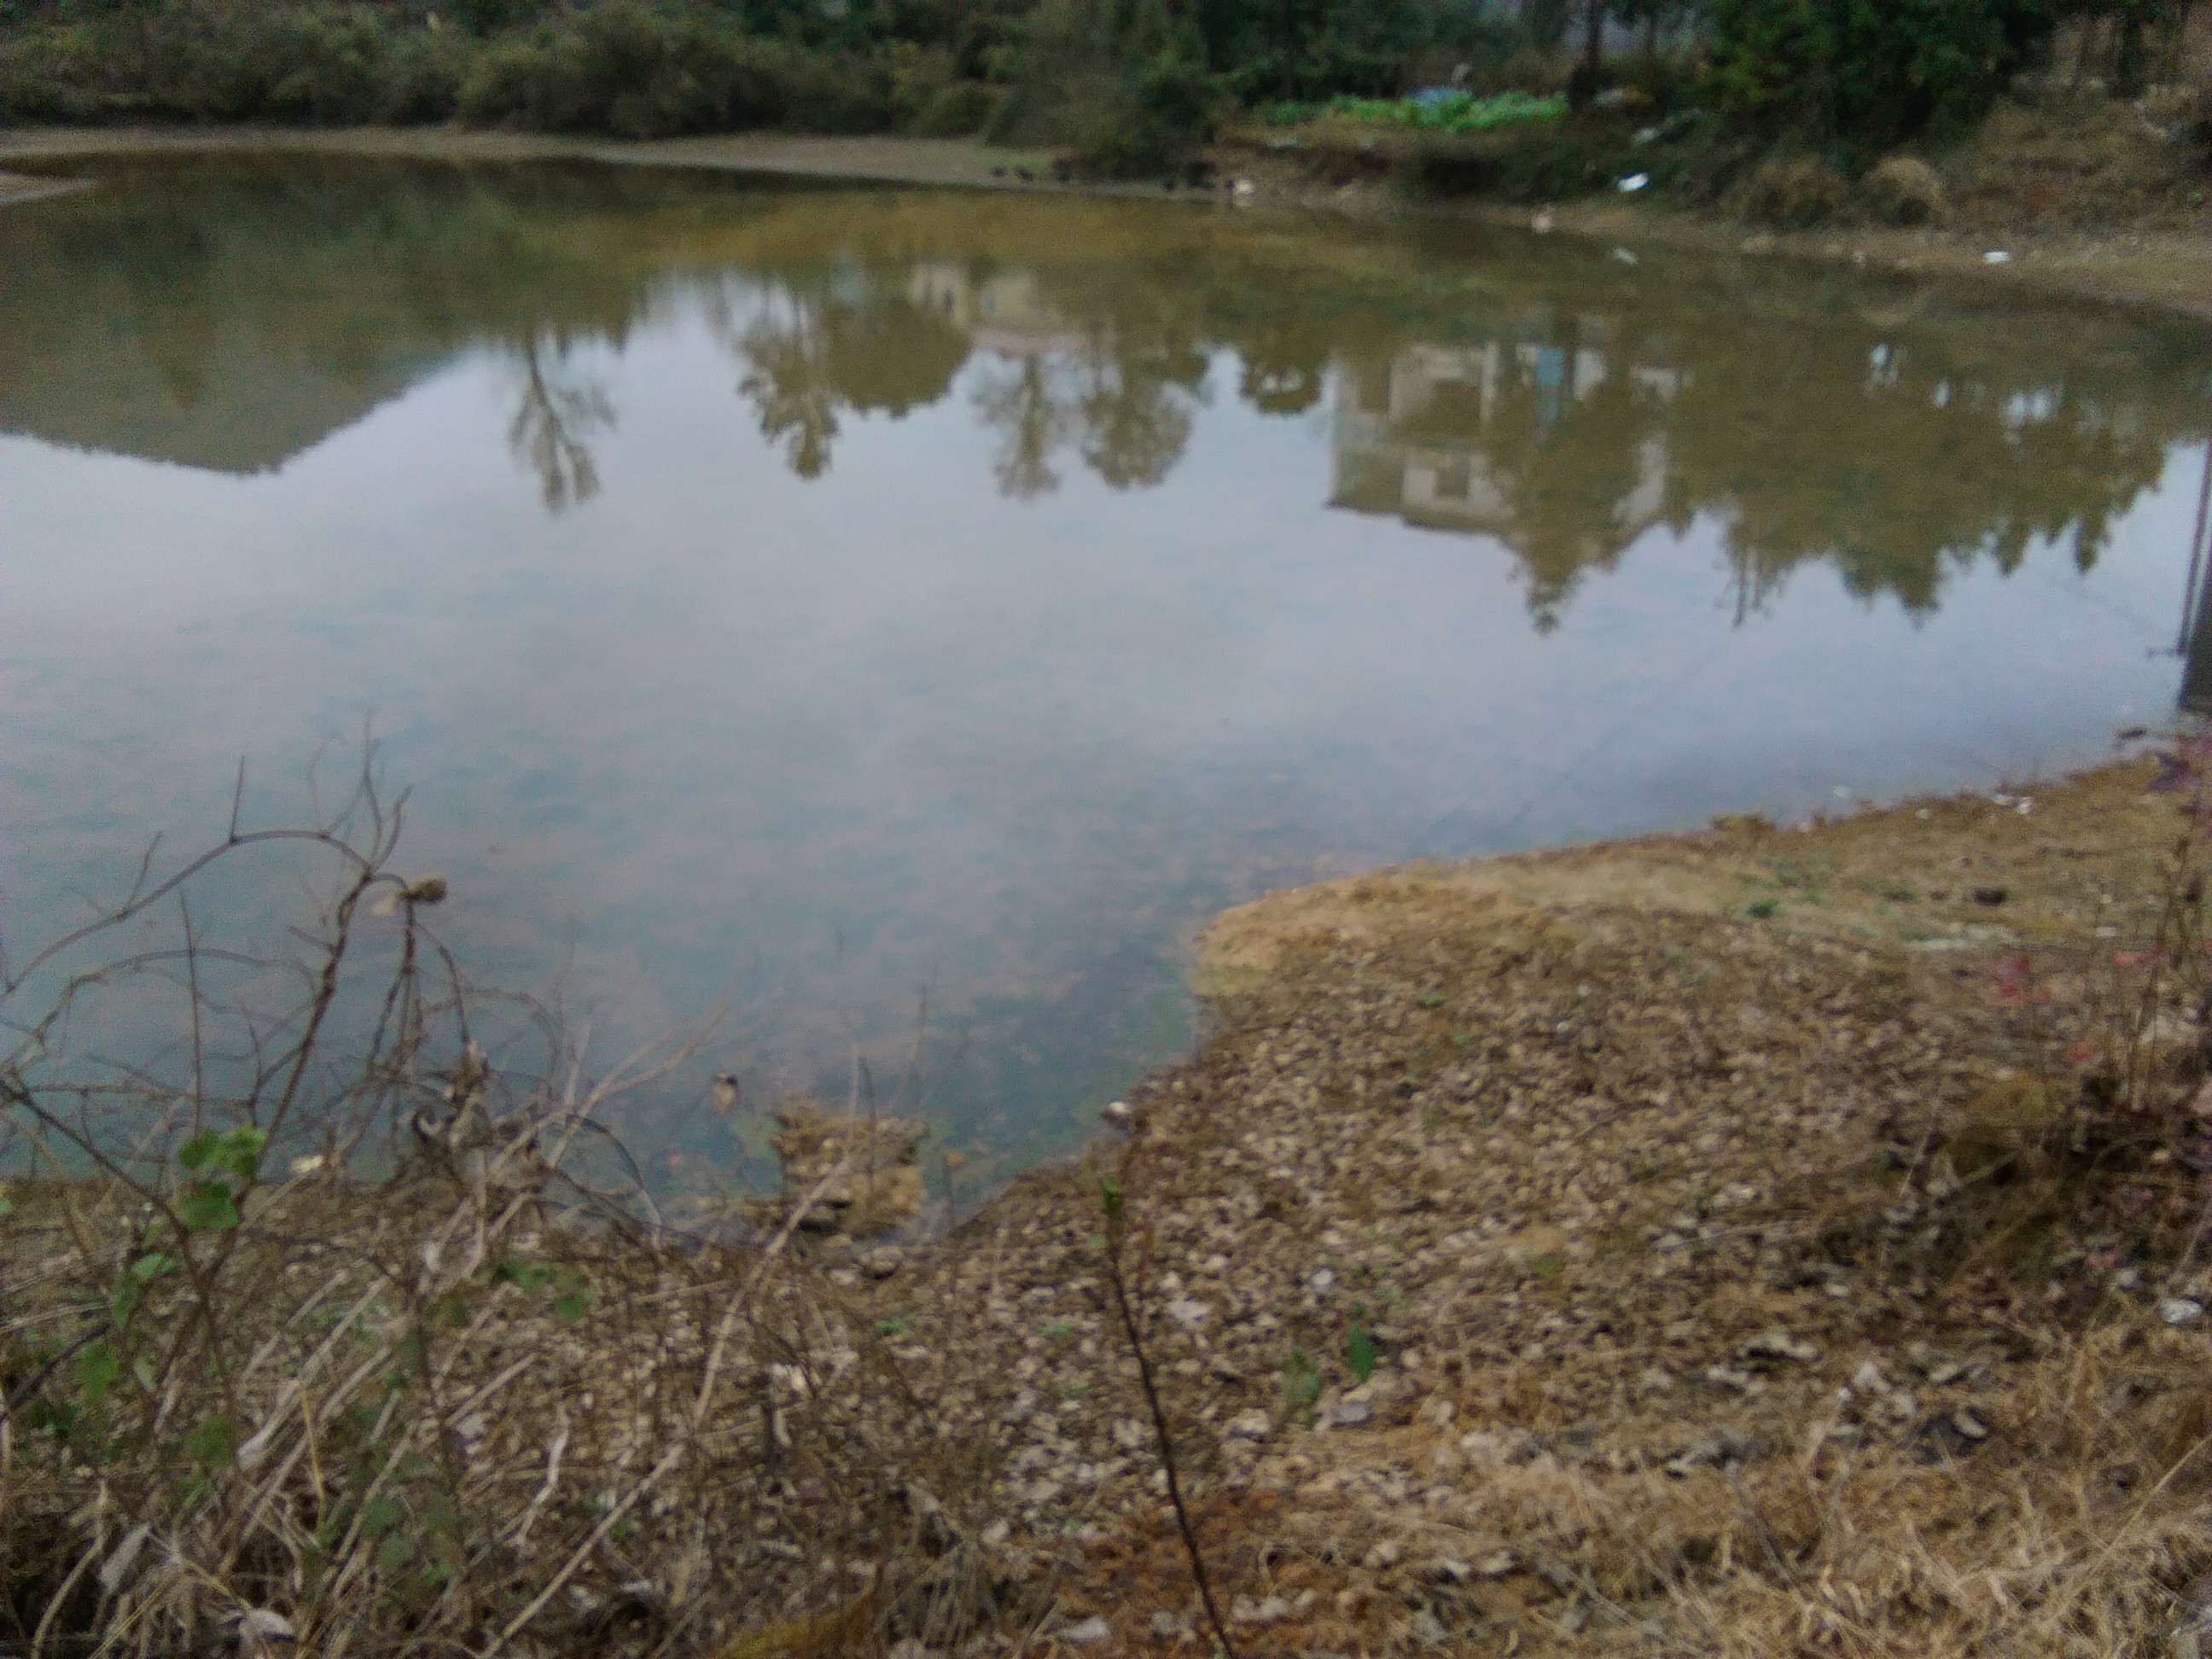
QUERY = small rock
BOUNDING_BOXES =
[1226,1409,1272,1441]
[1851,1359,1889,1394]
[1635,1365,1675,1395]
[1411,1608,1449,1644]
[1474,1550,1518,1577]
[1062,1615,1113,1644]
[1149,1610,1190,1639]
[1428,1557,1471,1583]
[863,1246,905,1279]
[1364,1539,1405,1571]
[2163,1297,2205,1326]
[1741,1329,1819,1364]
[1101,1099,1132,1128]
[1703,1364,1754,1392]
[1531,208,1556,233]
[1308,1266,1338,1294]
[1164,1298,1211,1329]
[1330,1397,1373,1428]
[1663,1426,1759,1477]
[1231,1596,1290,1626]
[1952,1408,1989,1440]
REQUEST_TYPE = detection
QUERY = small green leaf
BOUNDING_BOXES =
[1282,1348,1321,1413]
[178,1183,240,1232]
[1099,1175,1123,1223]
[131,1250,179,1283]
[109,1279,142,1328]
[874,1314,915,1337]
[552,1290,591,1324]
[362,1494,407,1541]
[178,1131,223,1173]
[490,1257,556,1295]
[181,1414,233,1471]
[376,1530,418,1575]
[1746,899,1780,920]
[77,1340,119,1406]
[1346,1323,1377,1384]
[1042,1317,1076,1339]
[218,1127,268,1184]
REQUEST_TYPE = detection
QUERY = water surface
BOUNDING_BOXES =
[5,155,2210,1186]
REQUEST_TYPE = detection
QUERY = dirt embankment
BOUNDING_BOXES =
[830,754,2212,1656]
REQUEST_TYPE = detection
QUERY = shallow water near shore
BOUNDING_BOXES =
[4,153,2210,1191]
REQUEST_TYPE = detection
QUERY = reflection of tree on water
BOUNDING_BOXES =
[508,338,615,512]
[971,355,1078,499]
[727,282,970,479]
[1078,335,1209,490]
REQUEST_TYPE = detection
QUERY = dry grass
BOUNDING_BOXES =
[10,752,2212,1657]
[0,765,1018,1659]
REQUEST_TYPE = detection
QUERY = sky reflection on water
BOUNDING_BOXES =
[3,156,2210,1185]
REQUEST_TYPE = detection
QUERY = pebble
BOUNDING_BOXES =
[1231,1595,1290,1625]
[1101,1099,1132,1128]
[1062,1615,1112,1644]
[1851,1359,1889,1394]
[1363,1539,1404,1570]
[1330,1397,1374,1428]
[1226,1409,1272,1441]
[862,1247,904,1279]
[2163,1297,2205,1326]
[1411,1609,1449,1644]
[1149,1610,1190,1639]
[1164,1298,1211,1328]
[1740,1329,1819,1363]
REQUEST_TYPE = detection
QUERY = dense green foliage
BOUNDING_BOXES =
[1318,88,1569,132]
[1705,0,2064,148]
[0,0,2198,179]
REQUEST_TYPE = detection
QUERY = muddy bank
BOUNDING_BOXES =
[839,752,2212,1655]
[11,752,2209,1656]
[5,124,2212,321]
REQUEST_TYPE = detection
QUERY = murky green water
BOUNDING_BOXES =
[6,154,2211,1188]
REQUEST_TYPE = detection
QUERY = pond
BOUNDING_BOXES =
[4,154,2210,1192]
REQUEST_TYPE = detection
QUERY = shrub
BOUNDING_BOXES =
[1074,51,1218,178]
[1860,153,1949,224]
[457,2,800,137]
[916,77,995,134]
[1705,0,2063,152]
[1738,152,1851,226]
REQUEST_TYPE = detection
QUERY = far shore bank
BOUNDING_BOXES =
[6,123,2212,322]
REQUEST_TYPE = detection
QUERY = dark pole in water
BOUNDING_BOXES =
[2176,441,2212,713]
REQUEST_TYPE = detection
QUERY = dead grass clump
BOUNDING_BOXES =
[1860,153,1951,224]
[1738,154,1853,227]
[0,765,1020,1659]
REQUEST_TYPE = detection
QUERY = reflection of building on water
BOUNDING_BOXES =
[905,261,1074,360]
[1329,331,1679,544]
